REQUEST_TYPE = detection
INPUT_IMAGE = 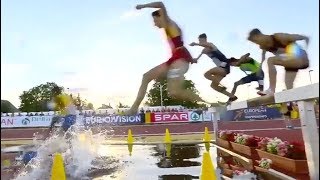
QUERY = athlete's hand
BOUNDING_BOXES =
[189,42,197,46]
[305,37,310,48]
[192,59,198,64]
[136,4,145,10]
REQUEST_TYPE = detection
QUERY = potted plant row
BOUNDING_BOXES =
[216,130,236,149]
[217,130,308,175]
[256,137,308,174]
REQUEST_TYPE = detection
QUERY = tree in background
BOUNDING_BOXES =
[117,102,130,108]
[146,78,205,108]
[19,82,63,112]
[87,103,94,110]
[71,93,93,110]
[98,103,113,109]
[19,82,93,112]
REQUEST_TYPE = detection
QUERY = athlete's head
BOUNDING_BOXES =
[248,28,263,44]
[152,10,163,28]
[198,33,207,44]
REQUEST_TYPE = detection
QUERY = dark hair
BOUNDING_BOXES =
[248,28,261,39]
[198,33,207,39]
[152,10,161,17]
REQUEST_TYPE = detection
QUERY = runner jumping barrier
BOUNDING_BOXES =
[225,83,319,180]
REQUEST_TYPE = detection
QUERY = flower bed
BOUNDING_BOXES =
[257,137,308,174]
[217,130,236,149]
[217,130,309,175]
[230,134,260,158]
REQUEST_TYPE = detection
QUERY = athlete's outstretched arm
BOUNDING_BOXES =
[235,53,251,65]
[192,52,204,63]
[136,2,169,21]
[190,42,216,49]
[275,33,309,46]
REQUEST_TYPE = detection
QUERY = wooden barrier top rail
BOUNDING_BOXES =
[227,83,319,110]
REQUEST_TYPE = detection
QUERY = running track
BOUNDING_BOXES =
[2,119,319,142]
[1,119,319,180]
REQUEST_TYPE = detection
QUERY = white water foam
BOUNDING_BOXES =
[13,123,118,180]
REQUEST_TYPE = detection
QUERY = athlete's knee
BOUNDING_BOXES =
[142,72,153,83]
[210,81,219,89]
[234,80,242,86]
[204,71,212,79]
[268,56,282,66]
[267,57,275,64]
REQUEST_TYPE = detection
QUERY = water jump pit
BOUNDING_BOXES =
[1,125,260,180]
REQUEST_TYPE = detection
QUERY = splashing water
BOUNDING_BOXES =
[13,120,118,180]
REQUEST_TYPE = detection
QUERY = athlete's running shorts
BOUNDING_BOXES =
[62,114,76,132]
[240,71,264,85]
[277,44,309,72]
[219,62,230,75]
[165,47,193,66]
[23,151,37,165]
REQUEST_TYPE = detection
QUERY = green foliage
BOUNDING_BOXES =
[19,82,93,112]
[98,104,113,109]
[19,82,63,112]
[87,103,94,110]
[117,102,129,108]
[146,79,204,108]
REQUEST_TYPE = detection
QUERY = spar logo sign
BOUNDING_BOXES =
[151,112,189,123]
[21,117,30,125]
[190,112,201,121]
[187,111,212,122]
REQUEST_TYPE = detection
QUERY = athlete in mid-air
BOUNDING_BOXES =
[49,85,77,132]
[229,53,264,102]
[190,33,238,103]
[247,28,310,95]
[126,1,210,115]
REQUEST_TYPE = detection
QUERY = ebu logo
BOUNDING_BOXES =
[22,118,30,125]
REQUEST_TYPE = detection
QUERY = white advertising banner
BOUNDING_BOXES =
[188,111,213,122]
[1,116,53,128]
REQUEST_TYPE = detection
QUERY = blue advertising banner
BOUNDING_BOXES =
[221,106,282,121]
[83,114,143,126]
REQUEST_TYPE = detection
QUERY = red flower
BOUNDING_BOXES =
[246,136,261,147]
[288,141,306,160]
[218,130,236,141]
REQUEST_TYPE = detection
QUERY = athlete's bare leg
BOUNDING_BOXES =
[231,80,244,96]
[260,55,309,94]
[127,64,168,115]
[166,59,209,104]
[285,70,298,90]
[204,67,236,98]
